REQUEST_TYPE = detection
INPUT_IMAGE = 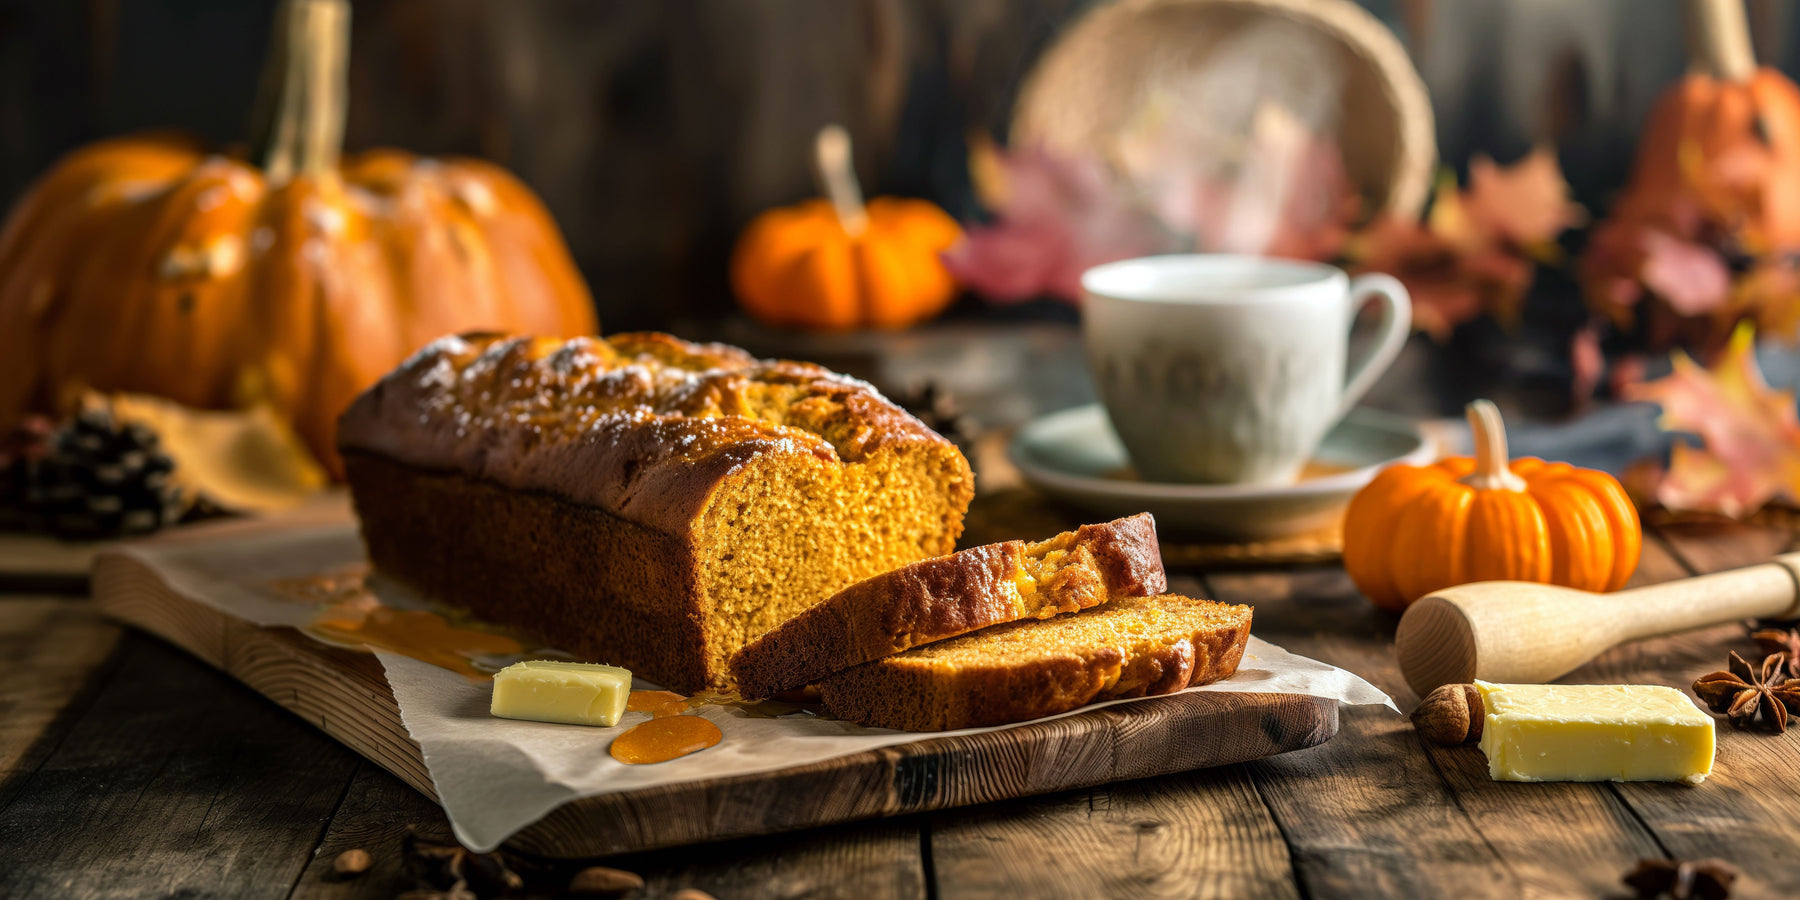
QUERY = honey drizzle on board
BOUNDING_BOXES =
[268,570,525,680]
[626,690,689,718]
[615,688,721,764]
[611,690,822,763]
[268,573,811,758]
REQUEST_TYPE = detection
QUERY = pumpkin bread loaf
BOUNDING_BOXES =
[731,513,1167,699]
[338,332,974,693]
[815,594,1252,731]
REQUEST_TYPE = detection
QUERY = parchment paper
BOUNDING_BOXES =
[114,522,1394,852]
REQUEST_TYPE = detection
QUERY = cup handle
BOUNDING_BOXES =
[1338,274,1412,418]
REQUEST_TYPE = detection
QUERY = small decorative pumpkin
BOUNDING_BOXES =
[731,125,962,331]
[0,0,595,478]
[1342,400,1641,612]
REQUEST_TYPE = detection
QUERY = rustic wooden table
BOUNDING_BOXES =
[3,511,1797,899]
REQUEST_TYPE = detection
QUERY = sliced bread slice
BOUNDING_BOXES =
[730,514,1166,699]
[814,593,1252,731]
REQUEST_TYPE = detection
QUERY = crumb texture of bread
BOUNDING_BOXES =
[814,594,1252,731]
[731,513,1167,698]
[339,332,973,693]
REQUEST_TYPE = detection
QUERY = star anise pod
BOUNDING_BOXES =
[1622,857,1738,900]
[1751,626,1800,678]
[1692,651,1800,733]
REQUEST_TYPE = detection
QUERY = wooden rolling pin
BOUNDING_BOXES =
[1395,553,1800,696]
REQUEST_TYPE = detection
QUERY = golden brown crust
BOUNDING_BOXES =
[336,331,955,538]
[731,514,1167,698]
[338,332,974,693]
[814,594,1252,731]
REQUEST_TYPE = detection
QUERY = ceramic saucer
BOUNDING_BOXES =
[1009,405,1435,540]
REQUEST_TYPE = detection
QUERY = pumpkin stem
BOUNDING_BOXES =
[814,125,869,237]
[1689,0,1756,81]
[250,0,350,185]
[1458,399,1526,492]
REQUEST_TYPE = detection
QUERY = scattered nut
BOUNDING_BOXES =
[1411,683,1484,746]
[460,851,524,896]
[332,848,372,877]
[671,890,718,900]
[397,888,474,900]
[568,866,645,895]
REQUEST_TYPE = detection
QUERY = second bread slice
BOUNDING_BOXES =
[730,513,1166,698]
[815,593,1253,731]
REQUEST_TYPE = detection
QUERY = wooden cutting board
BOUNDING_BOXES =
[90,513,1340,858]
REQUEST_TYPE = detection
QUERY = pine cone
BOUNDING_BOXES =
[19,407,187,539]
[894,382,979,456]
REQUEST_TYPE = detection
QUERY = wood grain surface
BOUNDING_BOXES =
[87,539,1339,859]
[7,513,1800,898]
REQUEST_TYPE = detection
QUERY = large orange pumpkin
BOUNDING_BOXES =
[0,0,595,477]
[1612,66,1800,255]
[1342,400,1641,612]
[731,126,962,331]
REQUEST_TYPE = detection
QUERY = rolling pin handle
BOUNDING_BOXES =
[1768,551,1800,620]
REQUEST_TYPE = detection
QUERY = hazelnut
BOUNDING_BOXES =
[672,890,718,900]
[568,865,645,895]
[331,848,372,877]
[1411,683,1485,746]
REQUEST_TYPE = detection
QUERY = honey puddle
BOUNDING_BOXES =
[266,570,804,761]
[625,690,689,718]
[613,690,724,764]
[610,715,724,764]
[269,567,524,680]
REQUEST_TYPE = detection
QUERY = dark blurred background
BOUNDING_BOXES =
[7,0,1800,466]
[1,0,1795,332]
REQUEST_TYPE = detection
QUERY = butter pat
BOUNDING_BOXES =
[1475,681,1714,784]
[491,660,631,727]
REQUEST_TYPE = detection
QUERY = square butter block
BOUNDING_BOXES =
[491,660,631,727]
[1475,681,1715,784]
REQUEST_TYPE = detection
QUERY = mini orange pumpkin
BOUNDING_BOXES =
[0,0,595,478]
[731,126,962,331]
[1342,400,1641,612]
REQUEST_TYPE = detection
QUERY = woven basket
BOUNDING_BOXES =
[1013,0,1435,218]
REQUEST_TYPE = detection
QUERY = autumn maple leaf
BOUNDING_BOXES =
[1461,147,1586,254]
[943,139,1177,302]
[1348,147,1578,339]
[1624,323,1800,517]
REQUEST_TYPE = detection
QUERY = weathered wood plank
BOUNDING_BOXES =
[286,761,451,900]
[928,766,1300,900]
[0,598,122,811]
[598,818,927,900]
[284,759,928,900]
[1605,524,1800,900]
[0,533,99,593]
[1200,569,1662,899]
[0,631,360,900]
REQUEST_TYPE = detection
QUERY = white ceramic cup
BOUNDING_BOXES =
[1082,254,1411,485]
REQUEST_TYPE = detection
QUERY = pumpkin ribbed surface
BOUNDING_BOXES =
[731,197,962,331]
[730,127,962,332]
[0,137,596,476]
[1342,401,1641,612]
[0,2,596,478]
